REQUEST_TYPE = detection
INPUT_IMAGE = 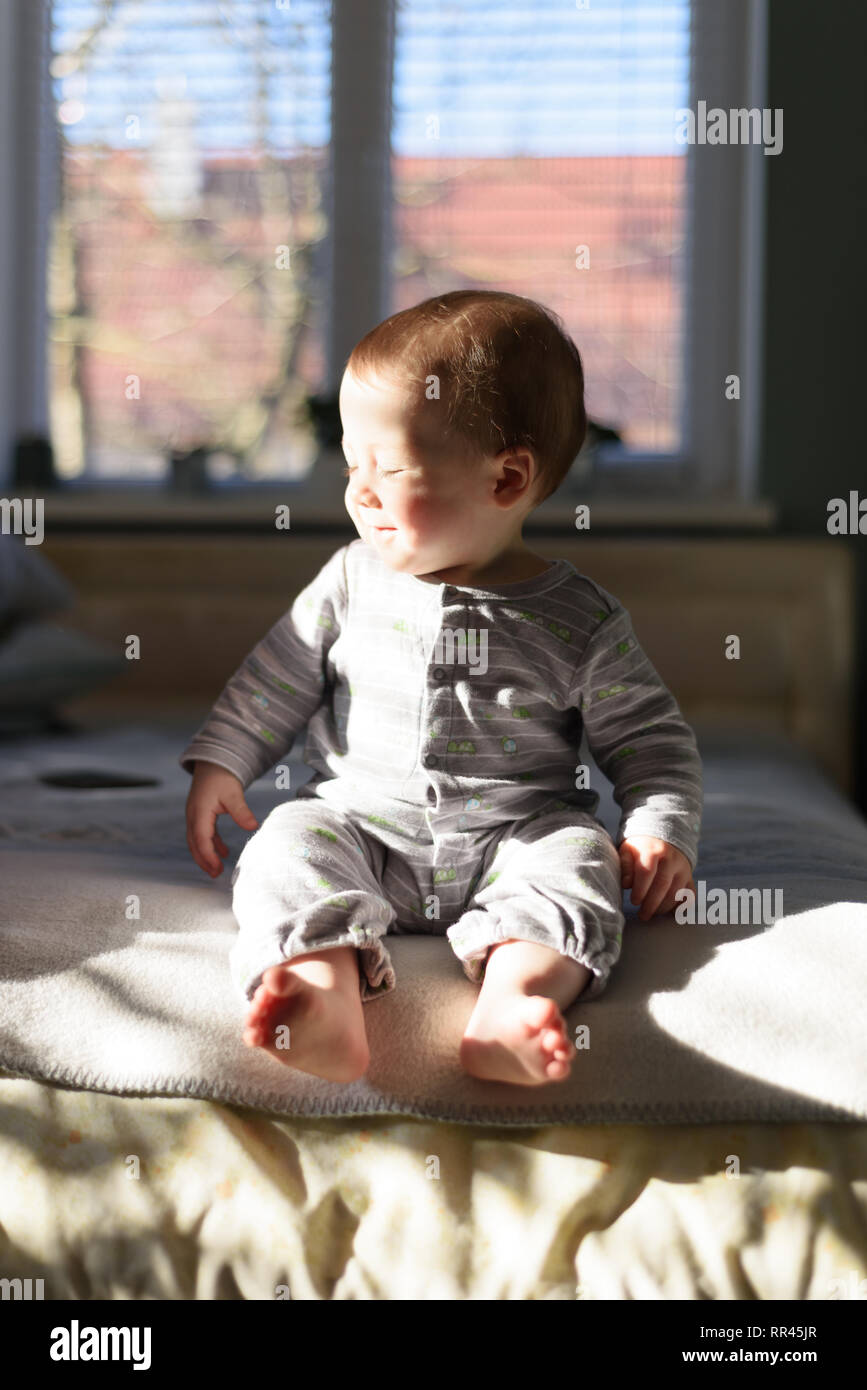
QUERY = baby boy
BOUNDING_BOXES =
[181,290,702,1087]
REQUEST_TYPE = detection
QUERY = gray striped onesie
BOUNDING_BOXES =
[179,540,703,1005]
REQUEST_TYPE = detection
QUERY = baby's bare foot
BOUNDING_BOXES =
[459,994,574,1086]
[243,952,369,1083]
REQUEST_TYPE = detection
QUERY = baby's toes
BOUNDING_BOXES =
[262,963,295,997]
[522,1000,573,1077]
[543,1053,572,1080]
[243,1020,266,1047]
[243,984,277,1042]
[246,982,272,1022]
[540,1015,576,1075]
[521,995,561,1036]
[541,1025,571,1061]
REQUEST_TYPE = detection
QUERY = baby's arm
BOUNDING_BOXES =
[572,597,703,914]
[179,545,350,872]
[180,545,348,785]
[185,760,258,877]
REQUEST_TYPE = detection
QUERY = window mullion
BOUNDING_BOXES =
[1,0,54,485]
[685,0,768,499]
[326,0,396,392]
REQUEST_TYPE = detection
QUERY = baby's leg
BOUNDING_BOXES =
[460,939,590,1085]
[230,801,397,1082]
[244,945,370,1083]
[449,812,624,1086]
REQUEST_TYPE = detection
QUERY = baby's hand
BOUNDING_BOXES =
[618,836,695,922]
[185,761,259,878]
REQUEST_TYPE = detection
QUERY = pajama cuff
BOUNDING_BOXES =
[229,926,397,1005]
[445,915,614,1002]
[617,816,700,873]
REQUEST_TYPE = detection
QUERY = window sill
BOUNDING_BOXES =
[31,485,778,532]
[528,495,778,530]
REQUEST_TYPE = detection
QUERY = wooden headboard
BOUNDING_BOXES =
[44,534,855,795]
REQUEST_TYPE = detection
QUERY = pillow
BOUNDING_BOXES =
[0,532,73,633]
[0,622,127,715]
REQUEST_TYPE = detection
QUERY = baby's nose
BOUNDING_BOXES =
[349,479,379,506]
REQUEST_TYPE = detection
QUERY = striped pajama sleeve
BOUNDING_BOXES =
[573,601,703,872]
[179,545,349,789]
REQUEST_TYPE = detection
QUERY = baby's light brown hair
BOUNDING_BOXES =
[345,289,587,505]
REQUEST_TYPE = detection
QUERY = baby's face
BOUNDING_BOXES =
[339,367,513,578]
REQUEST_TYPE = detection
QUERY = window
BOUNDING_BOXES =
[390,0,691,456]
[47,0,331,483]
[3,0,767,509]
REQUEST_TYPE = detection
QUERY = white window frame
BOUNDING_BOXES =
[1,0,768,509]
[684,0,769,503]
[0,0,55,481]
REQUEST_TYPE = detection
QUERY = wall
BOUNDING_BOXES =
[762,0,867,807]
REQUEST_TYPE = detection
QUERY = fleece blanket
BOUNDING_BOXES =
[0,719,866,1124]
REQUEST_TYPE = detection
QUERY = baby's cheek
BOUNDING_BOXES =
[418,491,465,534]
[401,493,441,538]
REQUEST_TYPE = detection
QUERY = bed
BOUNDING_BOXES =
[1,534,865,1300]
